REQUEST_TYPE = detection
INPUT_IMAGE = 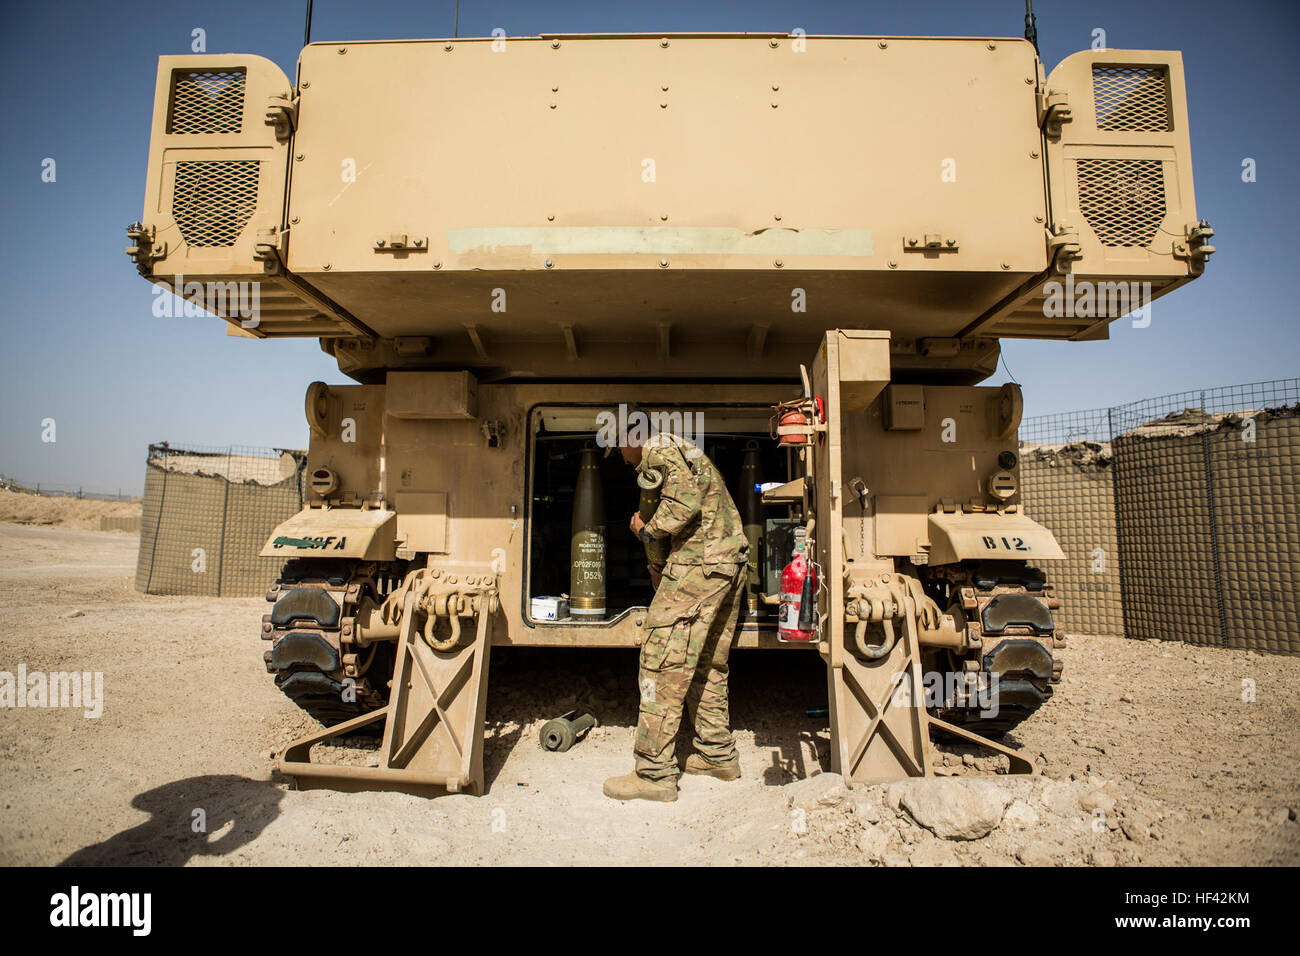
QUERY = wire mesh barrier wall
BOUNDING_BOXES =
[1018,405,1115,447]
[1020,379,1300,655]
[1019,443,1124,636]
[1114,408,1300,654]
[135,443,306,597]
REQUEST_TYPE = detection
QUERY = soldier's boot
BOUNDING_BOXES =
[683,753,741,781]
[603,772,678,803]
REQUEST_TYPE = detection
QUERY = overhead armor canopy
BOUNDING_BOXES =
[131,38,1209,382]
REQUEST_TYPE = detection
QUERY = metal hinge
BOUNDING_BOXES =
[253,228,289,273]
[1173,220,1216,275]
[264,93,299,142]
[1046,222,1082,272]
[124,222,166,277]
[1037,89,1072,138]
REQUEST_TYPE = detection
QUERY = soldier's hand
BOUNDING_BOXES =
[648,564,663,590]
[629,512,646,537]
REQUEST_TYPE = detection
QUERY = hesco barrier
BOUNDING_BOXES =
[135,443,306,597]
[1019,443,1123,637]
[1021,380,1300,656]
[1112,409,1300,654]
[100,515,142,532]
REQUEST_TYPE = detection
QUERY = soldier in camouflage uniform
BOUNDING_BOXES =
[603,427,749,803]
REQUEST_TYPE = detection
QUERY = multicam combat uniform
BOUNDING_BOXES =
[634,432,749,780]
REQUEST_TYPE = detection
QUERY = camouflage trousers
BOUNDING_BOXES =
[634,561,746,781]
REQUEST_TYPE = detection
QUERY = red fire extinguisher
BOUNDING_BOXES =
[779,533,819,643]
[777,408,810,446]
[773,397,825,446]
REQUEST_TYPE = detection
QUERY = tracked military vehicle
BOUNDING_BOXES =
[127,31,1211,793]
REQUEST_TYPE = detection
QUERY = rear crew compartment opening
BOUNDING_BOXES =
[525,403,798,628]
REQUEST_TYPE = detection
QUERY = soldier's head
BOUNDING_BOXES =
[616,423,648,466]
[617,440,643,466]
[605,402,649,466]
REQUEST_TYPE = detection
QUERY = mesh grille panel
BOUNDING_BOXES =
[1076,158,1166,247]
[168,69,246,134]
[1020,446,1124,636]
[172,160,259,247]
[1092,65,1171,132]
[1112,430,1221,647]
[1212,417,1300,655]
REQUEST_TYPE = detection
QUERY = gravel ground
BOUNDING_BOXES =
[0,522,1295,866]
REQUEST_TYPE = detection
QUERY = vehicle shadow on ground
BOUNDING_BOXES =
[483,646,832,787]
[59,775,284,866]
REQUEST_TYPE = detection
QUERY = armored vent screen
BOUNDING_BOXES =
[1092,65,1171,132]
[172,160,259,247]
[167,69,246,134]
[1075,158,1167,247]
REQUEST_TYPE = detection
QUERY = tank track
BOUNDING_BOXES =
[924,561,1065,738]
[261,558,402,728]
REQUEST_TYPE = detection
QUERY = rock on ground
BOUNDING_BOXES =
[896,779,1014,840]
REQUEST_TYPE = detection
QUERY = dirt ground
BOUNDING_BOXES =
[0,489,140,531]
[0,520,1296,867]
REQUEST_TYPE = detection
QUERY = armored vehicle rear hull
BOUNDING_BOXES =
[128,33,1211,794]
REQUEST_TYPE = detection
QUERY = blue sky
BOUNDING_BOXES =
[1,0,1296,494]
